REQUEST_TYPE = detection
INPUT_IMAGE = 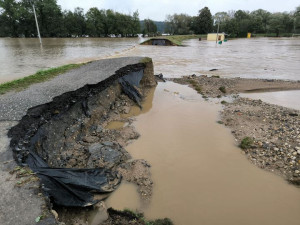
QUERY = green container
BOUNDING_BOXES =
[218,41,222,44]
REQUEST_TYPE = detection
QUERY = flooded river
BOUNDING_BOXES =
[0,38,140,83]
[0,37,299,83]
[1,37,300,224]
[104,82,300,225]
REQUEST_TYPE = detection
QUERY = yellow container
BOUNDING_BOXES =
[247,33,251,38]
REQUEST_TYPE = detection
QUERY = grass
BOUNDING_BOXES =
[123,209,173,225]
[0,63,84,94]
[240,137,253,149]
[140,57,153,64]
[141,34,205,46]
[187,79,203,94]
[219,86,226,94]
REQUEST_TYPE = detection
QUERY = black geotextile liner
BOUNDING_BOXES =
[27,151,121,207]
[118,70,144,107]
[8,64,145,207]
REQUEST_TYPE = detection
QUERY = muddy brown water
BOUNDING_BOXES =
[0,38,141,83]
[104,82,300,225]
[240,90,300,110]
[1,37,300,83]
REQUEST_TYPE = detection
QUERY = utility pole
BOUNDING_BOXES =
[216,20,220,44]
[31,0,42,44]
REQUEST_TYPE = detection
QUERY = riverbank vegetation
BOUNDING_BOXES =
[0,64,83,94]
[165,6,300,37]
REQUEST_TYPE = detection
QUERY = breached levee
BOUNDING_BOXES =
[141,38,177,46]
[0,57,157,223]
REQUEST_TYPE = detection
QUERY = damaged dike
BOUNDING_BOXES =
[7,57,156,211]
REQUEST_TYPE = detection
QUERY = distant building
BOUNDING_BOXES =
[207,33,226,41]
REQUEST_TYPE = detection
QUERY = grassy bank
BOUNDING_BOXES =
[141,34,205,46]
[162,34,204,45]
[0,63,84,94]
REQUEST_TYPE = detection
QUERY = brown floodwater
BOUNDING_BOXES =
[117,37,300,81]
[240,90,300,110]
[105,82,300,225]
[0,37,141,83]
[1,37,300,83]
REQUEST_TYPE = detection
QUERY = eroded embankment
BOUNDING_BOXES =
[7,59,162,224]
[173,75,300,185]
[141,39,177,46]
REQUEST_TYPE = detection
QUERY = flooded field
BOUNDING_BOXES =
[117,37,300,80]
[1,37,299,83]
[0,38,140,83]
[105,82,300,225]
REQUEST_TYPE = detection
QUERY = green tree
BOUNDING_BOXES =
[34,0,63,37]
[85,7,105,37]
[294,6,300,33]
[194,6,213,34]
[0,0,19,37]
[142,19,157,36]
[165,13,193,35]
[269,12,293,36]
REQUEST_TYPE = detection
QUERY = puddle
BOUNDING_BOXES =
[240,90,300,110]
[89,182,141,225]
[106,82,300,225]
[105,121,126,130]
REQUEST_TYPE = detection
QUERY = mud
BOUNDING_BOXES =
[173,75,300,98]
[174,75,300,185]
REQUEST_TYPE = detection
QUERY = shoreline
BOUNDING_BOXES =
[173,75,300,185]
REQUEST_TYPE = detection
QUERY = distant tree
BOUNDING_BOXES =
[85,8,105,37]
[142,19,157,36]
[269,12,293,36]
[34,0,64,37]
[63,8,86,37]
[294,6,300,33]
[165,13,193,35]
[194,6,213,34]
[251,9,271,33]
[0,0,19,37]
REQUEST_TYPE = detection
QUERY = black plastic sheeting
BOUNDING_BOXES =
[119,70,144,107]
[9,67,146,207]
[26,151,121,207]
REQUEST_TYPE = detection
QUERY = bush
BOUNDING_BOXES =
[240,137,253,149]
[219,86,226,93]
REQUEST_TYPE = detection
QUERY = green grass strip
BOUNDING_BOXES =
[0,63,84,95]
[141,34,205,46]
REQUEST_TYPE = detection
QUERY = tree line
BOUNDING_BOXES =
[165,6,300,37]
[1,0,299,38]
[0,0,141,37]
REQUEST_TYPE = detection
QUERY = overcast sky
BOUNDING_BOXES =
[57,0,299,21]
